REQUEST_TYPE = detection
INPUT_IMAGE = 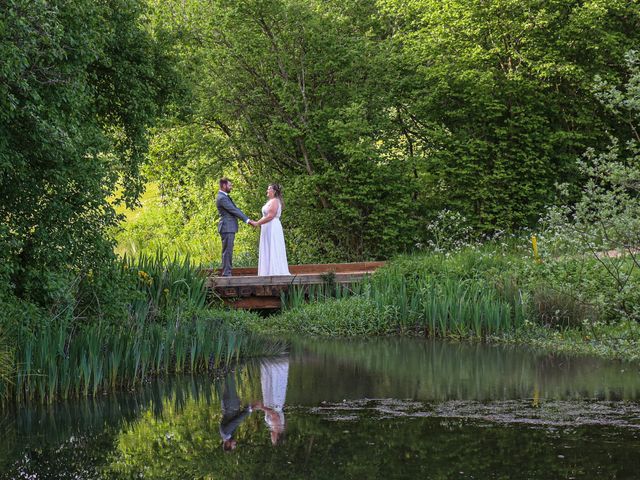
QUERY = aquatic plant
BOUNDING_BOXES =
[258,296,393,336]
[124,251,210,319]
[0,327,13,402]
[280,281,362,311]
[276,246,530,339]
[5,309,280,405]
[1,251,284,405]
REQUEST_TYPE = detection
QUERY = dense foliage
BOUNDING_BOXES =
[544,50,640,322]
[0,1,271,403]
[0,0,172,305]
[125,0,640,261]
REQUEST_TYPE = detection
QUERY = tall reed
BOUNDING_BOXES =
[2,252,283,405]
[0,327,12,402]
[5,312,278,405]
[277,257,527,338]
[281,281,364,311]
[126,251,209,317]
[367,265,527,337]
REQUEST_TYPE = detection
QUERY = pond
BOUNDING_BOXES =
[2,338,640,479]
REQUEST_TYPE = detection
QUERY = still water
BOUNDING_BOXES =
[2,338,640,479]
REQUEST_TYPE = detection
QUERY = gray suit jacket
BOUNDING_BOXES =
[216,191,249,233]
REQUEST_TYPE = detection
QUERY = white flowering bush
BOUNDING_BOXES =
[543,50,640,322]
[425,209,475,253]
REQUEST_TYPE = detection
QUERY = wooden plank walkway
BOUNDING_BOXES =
[205,261,385,309]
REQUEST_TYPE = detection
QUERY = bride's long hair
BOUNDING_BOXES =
[270,183,284,207]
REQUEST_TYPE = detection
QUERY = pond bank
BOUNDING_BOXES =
[501,321,640,362]
[240,246,640,363]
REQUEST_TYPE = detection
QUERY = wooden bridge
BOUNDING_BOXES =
[204,262,385,309]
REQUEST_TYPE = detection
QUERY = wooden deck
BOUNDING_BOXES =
[205,261,384,309]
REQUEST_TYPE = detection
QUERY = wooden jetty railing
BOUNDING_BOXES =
[204,261,385,309]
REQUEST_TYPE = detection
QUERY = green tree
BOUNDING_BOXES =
[134,0,640,262]
[380,0,640,231]
[0,0,169,305]
[144,0,420,261]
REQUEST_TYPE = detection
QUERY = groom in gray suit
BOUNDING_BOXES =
[216,178,254,276]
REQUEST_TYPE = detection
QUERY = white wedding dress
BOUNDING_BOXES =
[258,200,291,276]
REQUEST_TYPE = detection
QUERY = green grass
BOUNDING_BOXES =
[272,277,526,339]
[113,182,162,224]
[113,182,260,267]
[255,296,395,337]
[511,319,640,362]
[271,247,529,339]
[367,261,527,337]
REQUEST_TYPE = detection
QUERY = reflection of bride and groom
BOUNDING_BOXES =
[219,356,289,451]
[216,178,290,277]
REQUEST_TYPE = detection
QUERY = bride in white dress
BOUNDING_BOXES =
[254,183,291,276]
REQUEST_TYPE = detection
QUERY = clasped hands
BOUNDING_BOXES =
[248,219,260,228]
[250,400,278,419]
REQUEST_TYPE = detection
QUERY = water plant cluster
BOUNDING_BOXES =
[7,315,255,404]
[0,254,277,405]
[254,247,527,338]
[274,267,525,338]
[250,239,640,358]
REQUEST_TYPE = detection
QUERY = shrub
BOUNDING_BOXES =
[530,285,599,329]
[543,50,640,322]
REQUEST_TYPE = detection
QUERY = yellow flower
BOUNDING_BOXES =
[531,235,542,263]
[138,270,153,285]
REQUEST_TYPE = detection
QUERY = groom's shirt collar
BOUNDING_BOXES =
[218,190,229,196]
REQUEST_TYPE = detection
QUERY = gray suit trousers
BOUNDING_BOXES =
[221,232,235,276]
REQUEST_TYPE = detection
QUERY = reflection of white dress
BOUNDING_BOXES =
[258,201,291,276]
[260,357,289,431]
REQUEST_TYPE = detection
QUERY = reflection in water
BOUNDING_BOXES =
[218,355,290,451]
[259,356,289,445]
[1,338,640,479]
[289,337,640,402]
[219,373,253,451]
